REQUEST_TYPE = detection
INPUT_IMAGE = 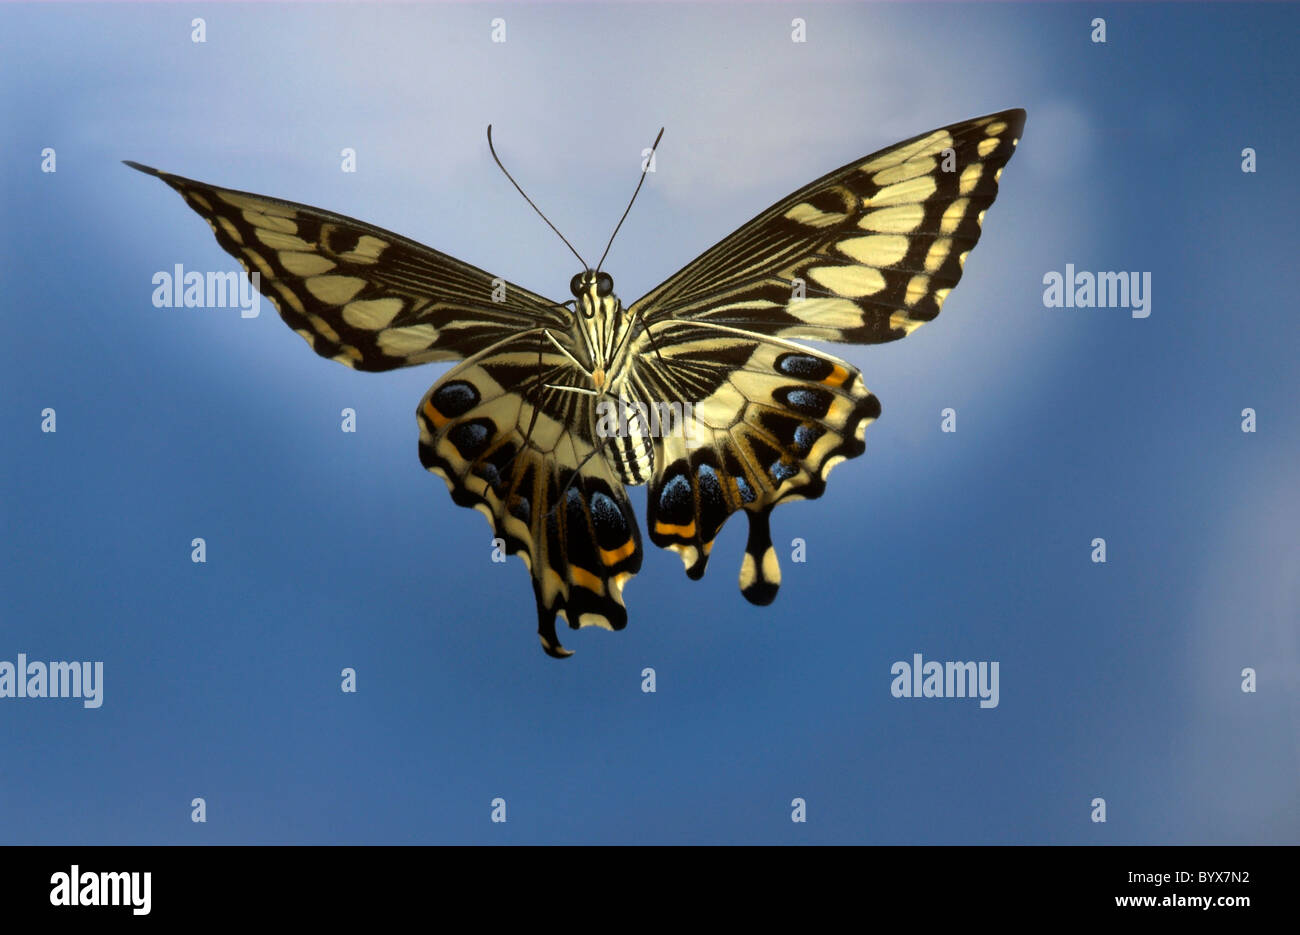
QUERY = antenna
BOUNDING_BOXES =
[596,128,664,273]
[487,125,589,269]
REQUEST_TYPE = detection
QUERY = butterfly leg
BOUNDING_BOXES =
[543,329,591,376]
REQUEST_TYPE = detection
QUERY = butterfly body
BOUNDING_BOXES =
[126,108,1025,658]
[529,269,658,485]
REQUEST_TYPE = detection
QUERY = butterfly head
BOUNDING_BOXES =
[569,269,621,326]
[570,270,614,304]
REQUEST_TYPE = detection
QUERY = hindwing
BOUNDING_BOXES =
[417,332,642,657]
[629,321,878,605]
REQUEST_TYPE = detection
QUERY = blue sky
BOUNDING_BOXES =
[1,2,1296,844]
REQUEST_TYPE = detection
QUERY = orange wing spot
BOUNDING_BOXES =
[823,364,850,388]
[703,539,714,556]
[422,398,449,428]
[569,565,604,594]
[598,539,637,566]
[654,520,696,539]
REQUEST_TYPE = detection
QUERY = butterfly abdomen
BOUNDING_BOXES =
[596,394,655,486]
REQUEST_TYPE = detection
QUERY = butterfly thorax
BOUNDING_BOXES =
[565,271,624,374]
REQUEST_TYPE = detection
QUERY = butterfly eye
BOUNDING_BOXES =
[596,272,614,297]
[569,273,584,297]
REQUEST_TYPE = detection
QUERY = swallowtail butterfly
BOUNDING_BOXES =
[127,109,1025,657]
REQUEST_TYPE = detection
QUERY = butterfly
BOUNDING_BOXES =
[126,108,1025,657]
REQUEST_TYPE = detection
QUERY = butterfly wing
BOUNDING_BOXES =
[628,109,1024,344]
[628,322,877,604]
[418,331,643,657]
[126,162,568,369]
[626,110,1024,604]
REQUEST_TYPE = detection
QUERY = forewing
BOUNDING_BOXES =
[628,109,1024,344]
[126,162,567,369]
[630,321,878,605]
[418,332,642,657]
